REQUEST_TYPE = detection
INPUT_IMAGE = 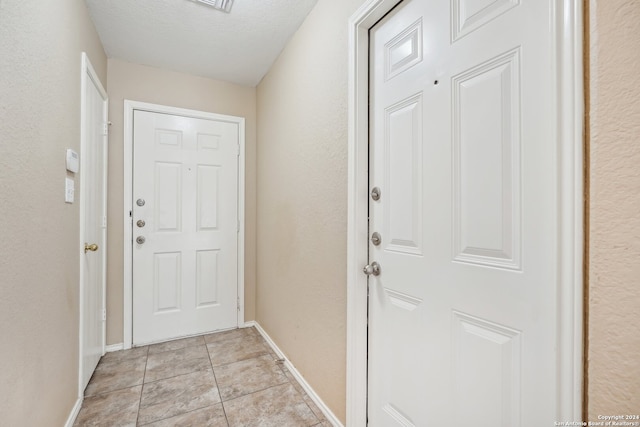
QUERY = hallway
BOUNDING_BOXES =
[75,327,329,426]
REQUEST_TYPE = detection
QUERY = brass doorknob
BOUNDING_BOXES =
[84,243,99,253]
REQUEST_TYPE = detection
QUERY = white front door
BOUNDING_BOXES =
[132,110,240,345]
[80,54,108,391]
[369,0,560,425]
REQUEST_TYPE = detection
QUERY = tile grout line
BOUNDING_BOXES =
[135,346,150,426]
[136,404,224,427]
[209,350,273,370]
[220,374,290,403]
[140,361,211,384]
[146,335,206,356]
[206,340,230,427]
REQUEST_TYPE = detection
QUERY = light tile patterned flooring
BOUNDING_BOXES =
[75,327,330,426]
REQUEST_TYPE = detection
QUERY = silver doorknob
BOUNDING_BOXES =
[363,262,381,276]
[136,220,146,228]
[136,236,146,244]
[136,198,145,207]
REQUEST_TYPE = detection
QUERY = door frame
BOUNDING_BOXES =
[122,100,246,349]
[346,0,585,425]
[78,52,108,396]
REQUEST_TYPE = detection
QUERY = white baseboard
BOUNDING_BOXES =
[64,397,82,427]
[250,322,344,427]
[105,343,124,353]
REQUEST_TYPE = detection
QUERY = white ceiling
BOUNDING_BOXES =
[85,0,318,87]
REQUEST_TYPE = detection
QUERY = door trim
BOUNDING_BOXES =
[78,52,108,397]
[346,0,584,424]
[123,100,246,349]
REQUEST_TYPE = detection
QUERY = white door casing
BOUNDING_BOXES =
[124,103,245,347]
[79,52,108,393]
[347,0,583,425]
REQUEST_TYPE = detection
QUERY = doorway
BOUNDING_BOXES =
[346,0,584,425]
[79,52,109,393]
[123,101,246,348]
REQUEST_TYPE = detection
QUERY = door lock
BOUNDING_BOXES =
[136,220,146,228]
[363,262,381,276]
[371,232,381,246]
[136,198,145,207]
[136,236,146,244]
[371,187,381,201]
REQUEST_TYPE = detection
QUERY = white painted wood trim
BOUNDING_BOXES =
[123,100,246,349]
[102,96,109,360]
[555,0,585,420]
[64,397,83,427]
[251,322,344,427]
[346,0,584,424]
[78,51,108,398]
[347,2,404,425]
[236,119,246,327]
[105,343,124,353]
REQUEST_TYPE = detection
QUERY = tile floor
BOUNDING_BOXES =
[75,327,331,427]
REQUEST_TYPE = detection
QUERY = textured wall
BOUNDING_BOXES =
[255,0,366,422]
[0,1,107,425]
[105,59,257,345]
[587,0,640,418]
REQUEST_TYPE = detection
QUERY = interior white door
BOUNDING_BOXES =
[132,110,239,345]
[80,57,108,391]
[368,0,559,425]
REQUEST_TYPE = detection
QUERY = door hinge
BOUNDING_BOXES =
[237,143,240,156]
[237,297,240,312]
[102,215,107,228]
[102,309,106,321]
[103,122,109,136]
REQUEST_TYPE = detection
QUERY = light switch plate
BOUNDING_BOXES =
[65,178,74,203]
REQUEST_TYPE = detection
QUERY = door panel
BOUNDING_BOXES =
[368,0,557,425]
[132,111,239,345]
[452,48,521,269]
[384,94,423,256]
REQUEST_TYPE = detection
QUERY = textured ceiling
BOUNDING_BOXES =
[85,0,318,86]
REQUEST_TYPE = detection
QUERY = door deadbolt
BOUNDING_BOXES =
[371,187,381,201]
[363,262,381,276]
[136,198,145,207]
[136,220,146,228]
[371,232,381,246]
[136,236,146,244]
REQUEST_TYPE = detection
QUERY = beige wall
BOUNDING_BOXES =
[587,0,640,418]
[0,1,106,425]
[255,0,366,422]
[105,59,257,345]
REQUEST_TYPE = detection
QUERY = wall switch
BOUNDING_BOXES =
[65,178,74,203]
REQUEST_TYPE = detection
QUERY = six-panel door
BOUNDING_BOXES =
[132,110,239,345]
[368,0,558,425]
